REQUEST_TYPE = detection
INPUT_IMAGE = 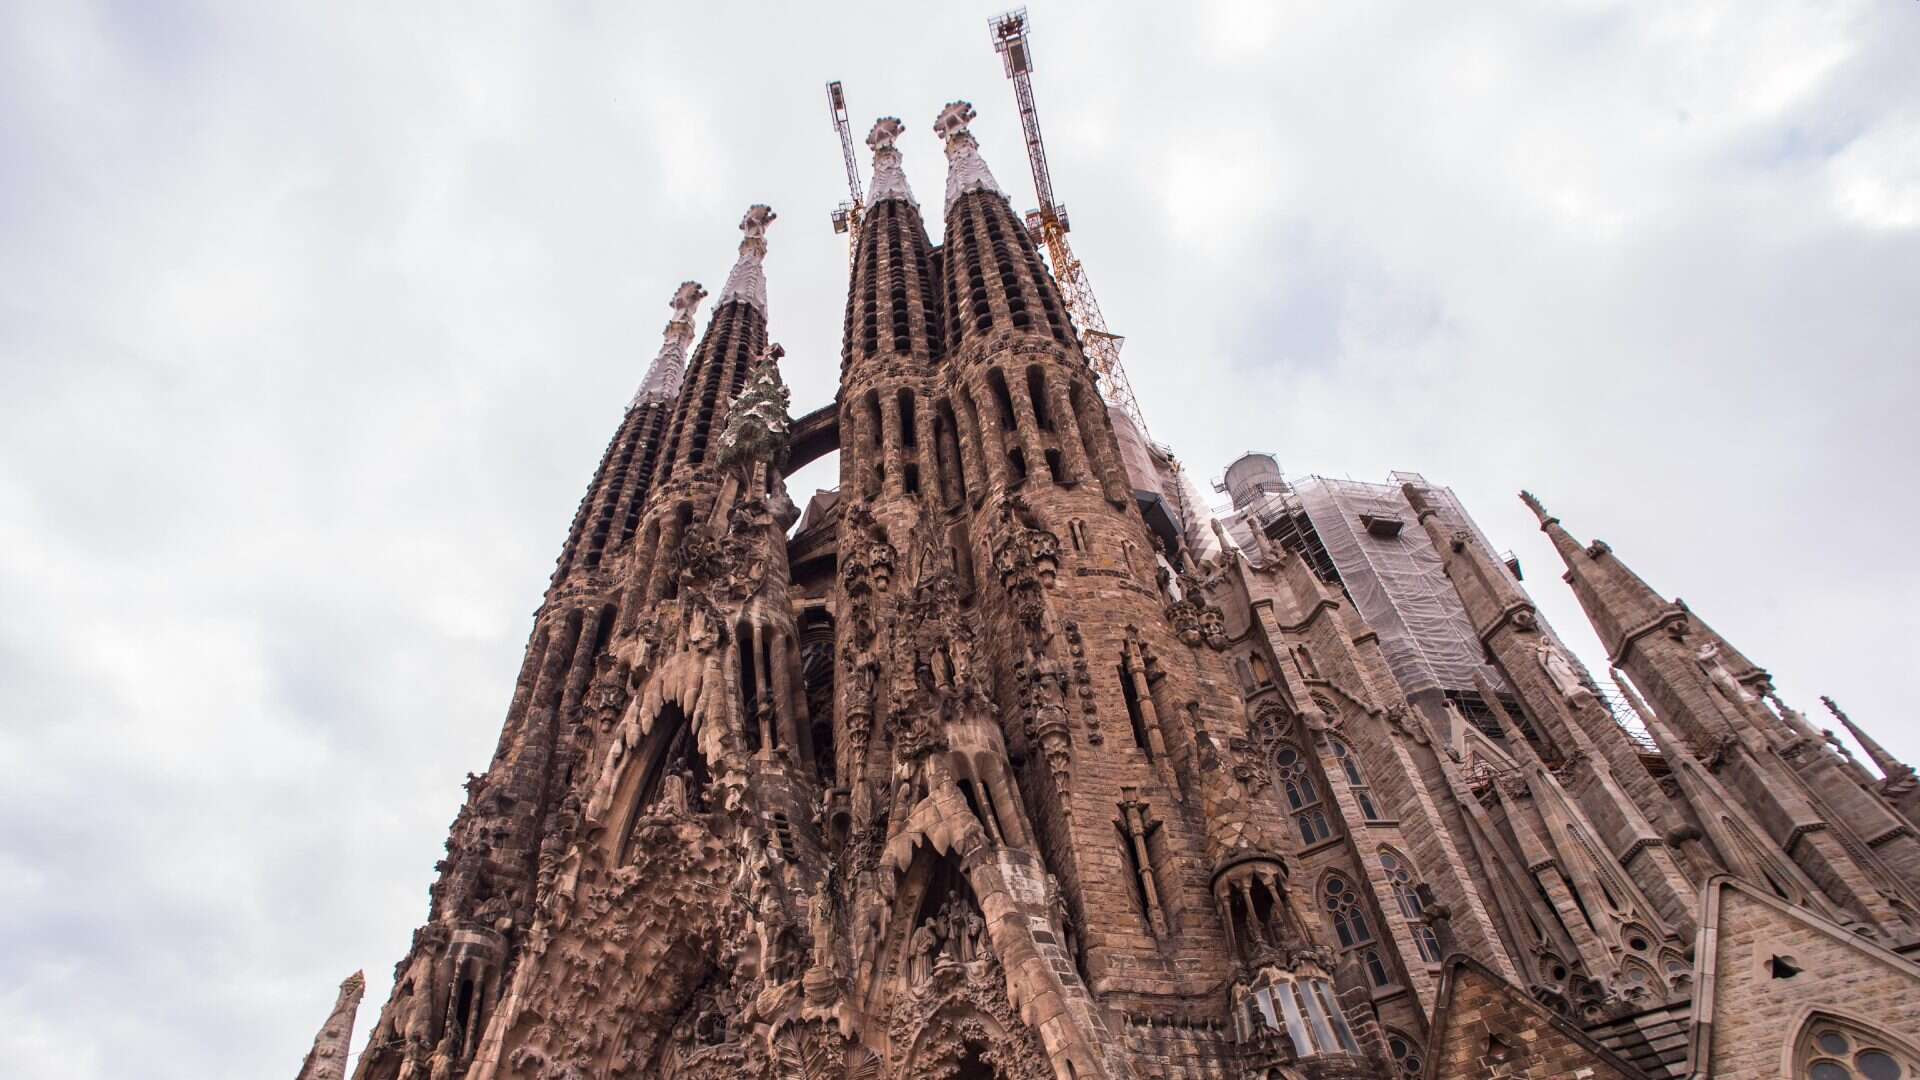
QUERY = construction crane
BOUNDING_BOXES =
[825,80,864,261]
[988,7,1149,441]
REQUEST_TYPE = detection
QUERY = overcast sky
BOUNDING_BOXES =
[3,2,1917,1077]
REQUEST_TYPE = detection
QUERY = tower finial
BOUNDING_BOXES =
[934,101,1003,214]
[716,204,777,316]
[867,117,917,209]
[1519,490,1556,528]
[629,280,707,409]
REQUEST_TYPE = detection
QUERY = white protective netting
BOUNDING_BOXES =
[1291,475,1510,699]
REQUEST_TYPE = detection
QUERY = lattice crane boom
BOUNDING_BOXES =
[988,8,1149,441]
[826,80,864,256]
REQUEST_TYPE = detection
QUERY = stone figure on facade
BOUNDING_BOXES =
[1536,640,1595,706]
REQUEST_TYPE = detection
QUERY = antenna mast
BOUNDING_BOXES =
[988,8,1149,440]
[826,81,865,262]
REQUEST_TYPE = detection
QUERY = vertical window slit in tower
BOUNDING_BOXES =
[1116,818,1152,924]
[987,368,1017,430]
[1007,447,1027,486]
[932,409,954,503]
[738,619,760,751]
[865,390,883,449]
[1045,448,1065,484]
[1027,366,1053,430]
[904,464,920,495]
[1119,659,1152,758]
[593,603,618,658]
[897,389,917,448]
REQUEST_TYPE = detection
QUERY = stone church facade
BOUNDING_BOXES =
[329,101,1920,1080]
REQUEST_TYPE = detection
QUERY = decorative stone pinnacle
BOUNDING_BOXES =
[934,100,1003,214]
[716,342,793,469]
[1518,490,1557,528]
[717,204,776,316]
[629,280,707,409]
[868,116,904,152]
[866,117,917,209]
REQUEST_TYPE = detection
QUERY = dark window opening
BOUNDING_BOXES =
[987,367,1018,430]
[898,388,918,448]
[1118,661,1152,757]
[1027,366,1053,430]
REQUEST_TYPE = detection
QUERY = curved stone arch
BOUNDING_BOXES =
[1657,947,1693,993]
[881,778,995,888]
[1777,1007,1920,1079]
[603,700,706,862]
[598,635,738,861]
[897,1000,1051,1080]
[1614,953,1664,1003]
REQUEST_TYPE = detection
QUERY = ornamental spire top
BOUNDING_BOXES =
[934,101,1003,214]
[628,280,706,409]
[716,204,777,316]
[867,117,917,210]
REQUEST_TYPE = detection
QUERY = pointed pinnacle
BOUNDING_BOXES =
[1822,695,1911,779]
[1518,490,1556,528]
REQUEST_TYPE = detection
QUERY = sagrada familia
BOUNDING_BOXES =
[298,98,1920,1080]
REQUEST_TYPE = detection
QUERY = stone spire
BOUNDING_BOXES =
[933,100,1004,214]
[715,204,777,316]
[1823,695,1913,781]
[294,970,364,1080]
[1521,491,1766,680]
[1519,491,1682,664]
[866,117,917,209]
[628,280,707,409]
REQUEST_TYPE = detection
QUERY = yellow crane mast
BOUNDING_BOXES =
[825,80,865,264]
[988,7,1149,442]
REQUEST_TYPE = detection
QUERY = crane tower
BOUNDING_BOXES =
[988,7,1150,441]
[825,80,864,262]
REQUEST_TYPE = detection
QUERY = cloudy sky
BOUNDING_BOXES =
[3,1,1916,1076]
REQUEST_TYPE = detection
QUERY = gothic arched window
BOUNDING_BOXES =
[1274,745,1333,845]
[1795,1015,1920,1080]
[1329,738,1382,821]
[1379,850,1443,963]
[1321,873,1373,949]
[1385,1028,1424,1077]
[1362,946,1392,987]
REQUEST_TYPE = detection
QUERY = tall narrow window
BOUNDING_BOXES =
[987,367,1018,429]
[897,388,918,448]
[1380,850,1443,963]
[1329,738,1382,821]
[1026,365,1053,430]
[1119,660,1153,757]
[1321,873,1373,949]
[1116,801,1168,936]
[1274,745,1332,844]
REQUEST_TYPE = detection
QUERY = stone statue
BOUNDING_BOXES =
[909,918,941,985]
[1696,641,1755,704]
[1536,641,1594,706]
